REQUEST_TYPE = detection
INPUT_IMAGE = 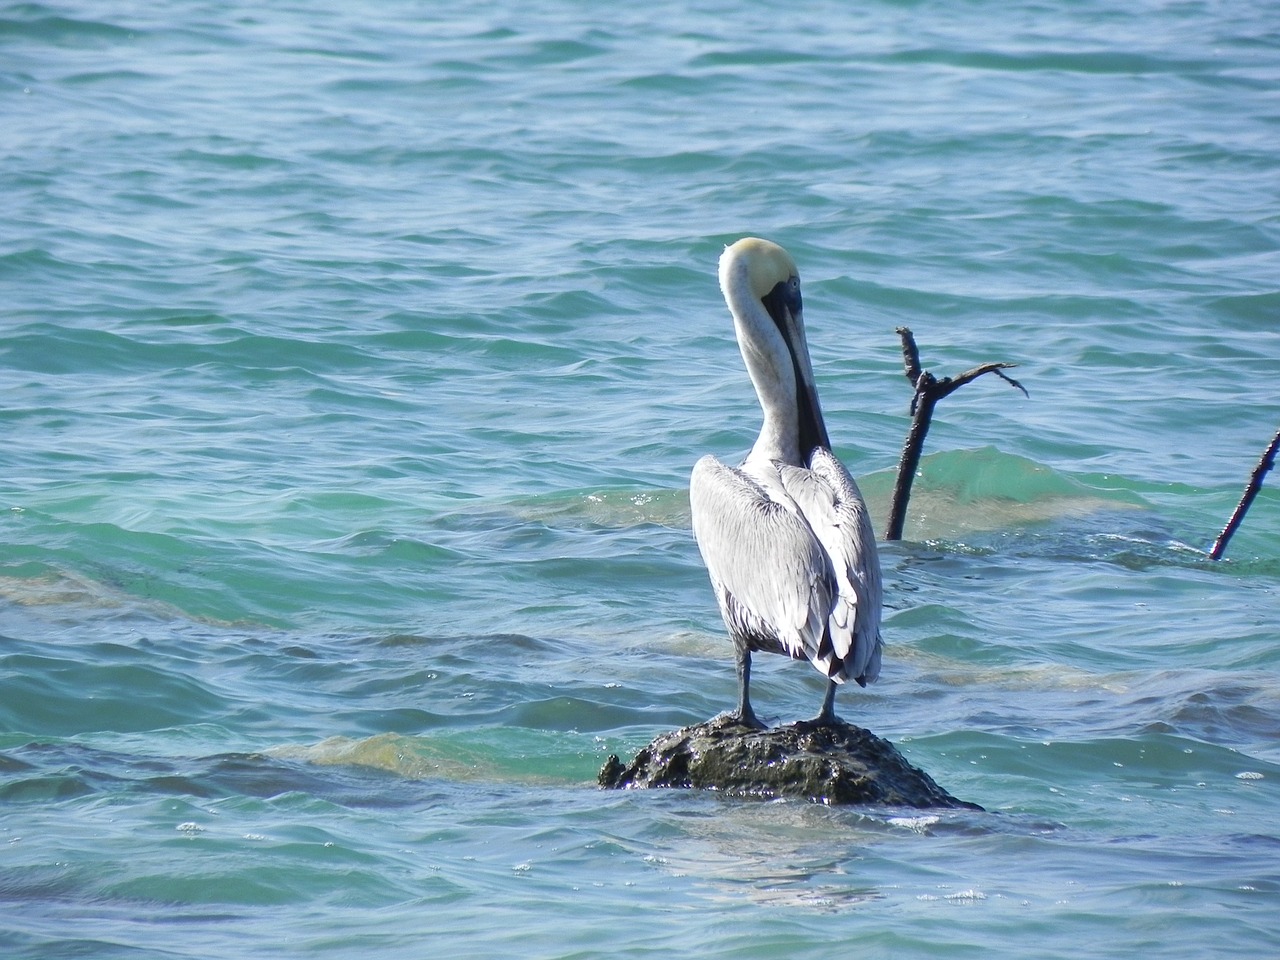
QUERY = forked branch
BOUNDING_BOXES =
[885,327,1028,541]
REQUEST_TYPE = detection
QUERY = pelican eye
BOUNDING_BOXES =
[785,276,802,315]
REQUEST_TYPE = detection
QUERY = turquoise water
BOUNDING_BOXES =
[3,0,1279,956]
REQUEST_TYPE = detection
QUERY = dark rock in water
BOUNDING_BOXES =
[599,713,982,810]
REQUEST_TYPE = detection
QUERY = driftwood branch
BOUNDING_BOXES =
[885,327,1028,541]
[1209,426,1280,560]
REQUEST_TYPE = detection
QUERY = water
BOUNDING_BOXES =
[3,0,1279,956]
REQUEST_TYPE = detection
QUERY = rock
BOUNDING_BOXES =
[599,713,982,810]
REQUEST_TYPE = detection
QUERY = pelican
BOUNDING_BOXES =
[690,237,882,728]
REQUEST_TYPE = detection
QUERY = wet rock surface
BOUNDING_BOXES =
[599,713,982,809]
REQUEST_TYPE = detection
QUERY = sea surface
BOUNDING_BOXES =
[3,1,1279,957]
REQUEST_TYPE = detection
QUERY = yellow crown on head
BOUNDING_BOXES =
[724,237,799,301]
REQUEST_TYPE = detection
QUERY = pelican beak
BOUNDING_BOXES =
[760,277,803,334]
[759,278,830,455]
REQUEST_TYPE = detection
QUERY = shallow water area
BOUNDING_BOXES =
[3,0,1280,957]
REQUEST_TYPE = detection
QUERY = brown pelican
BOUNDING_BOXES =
[690,237,882,728]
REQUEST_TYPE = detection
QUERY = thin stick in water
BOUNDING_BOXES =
[1209,426,1280,560]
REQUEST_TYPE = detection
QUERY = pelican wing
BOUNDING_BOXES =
[777,448,883,685]
[690,454,835,664]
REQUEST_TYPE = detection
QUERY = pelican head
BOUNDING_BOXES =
[718,237,830,465]
[725,236,799,299]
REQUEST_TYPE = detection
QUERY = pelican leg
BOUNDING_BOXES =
[811,679,838,725]
[733,646,766,730]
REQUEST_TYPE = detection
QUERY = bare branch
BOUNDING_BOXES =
[1209,426,1280,560]
[895,327,922,385]
[937,362,1029,400]
[885,337,1028,541]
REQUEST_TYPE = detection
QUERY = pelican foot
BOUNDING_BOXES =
[715,708,767,731]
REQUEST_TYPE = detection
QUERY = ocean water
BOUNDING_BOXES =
[3,0,1279,956]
